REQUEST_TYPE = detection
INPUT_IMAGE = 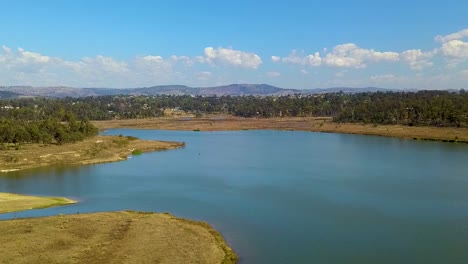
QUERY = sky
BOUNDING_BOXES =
[0,0,467,89]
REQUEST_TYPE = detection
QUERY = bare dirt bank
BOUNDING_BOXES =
[0,211,238,264]
[0,135,185,172]
[93,116,468,143]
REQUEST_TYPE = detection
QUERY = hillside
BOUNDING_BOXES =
[0,84,401,98]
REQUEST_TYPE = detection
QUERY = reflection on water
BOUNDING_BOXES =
[1,130,468,264]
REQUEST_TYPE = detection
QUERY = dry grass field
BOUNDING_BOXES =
[93,116,468,143]
[0,211,238,264]
[0,193,76,214]
[0,135,184,172]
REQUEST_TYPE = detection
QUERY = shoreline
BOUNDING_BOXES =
[93,116,468,144]
[0,210,238,263]
[0,135,185,173]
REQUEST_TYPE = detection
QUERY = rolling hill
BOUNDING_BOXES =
[0,84,401,98]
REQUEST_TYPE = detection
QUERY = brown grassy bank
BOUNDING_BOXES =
[0,210,238,264]
[0,135,185,172]
[93,116,468,143]
[0,193,76,214]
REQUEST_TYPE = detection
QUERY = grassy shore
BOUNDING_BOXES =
[0,211,238,264]
[0,135,184,172]
[0,193,76,214]
[93,116,468,143]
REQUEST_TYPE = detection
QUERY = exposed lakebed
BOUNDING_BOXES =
[1,130,468,264]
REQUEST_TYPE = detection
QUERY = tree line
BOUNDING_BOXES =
[0,109,97,146]
[0,90,467,127]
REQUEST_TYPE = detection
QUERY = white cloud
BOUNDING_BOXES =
[266,71,281,77]
[281,50,322,66]
[271,56,281,62]
[400,49,434,70]
[133,55,172,77]
[17,48,51,64]
[433,29,468,68]
[440,40,468,58]
[324,43,399,68]
[305,52,323,66]
[170,55,194,66]
[0,46,58,74]
[2,45,11,53]
[277,44,398,68]
[0,46,265,87]
[203,47,262,69]
[435,29,468,43]
[81,55,129,74]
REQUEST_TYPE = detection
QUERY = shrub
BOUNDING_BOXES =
[132,149,143,155]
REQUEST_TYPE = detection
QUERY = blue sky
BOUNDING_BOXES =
[1,0,467,89]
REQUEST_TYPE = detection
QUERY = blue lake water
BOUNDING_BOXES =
[1,130,468,263]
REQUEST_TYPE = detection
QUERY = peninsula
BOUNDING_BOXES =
[0,135,184,172]
[0,192,76,214]
[0,211,238,264]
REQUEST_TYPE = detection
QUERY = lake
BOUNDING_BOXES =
[1,130,468,264]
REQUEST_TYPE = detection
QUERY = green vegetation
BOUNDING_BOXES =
[0,109,97,146]
[1,90,467,127]
[131,149,143,155]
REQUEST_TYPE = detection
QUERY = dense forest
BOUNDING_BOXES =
[0,109,98,146]
[0,90,467,128]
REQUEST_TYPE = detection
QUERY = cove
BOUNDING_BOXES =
[1,129,468,264]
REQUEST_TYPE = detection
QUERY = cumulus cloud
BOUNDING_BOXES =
[16,48,51,64]
[435,29,468,43]
[169,55,194,66]
[440,40,468,58]
[0,46,60,75]
[323,43,399,68]
[81,55,129,74]
[400,49,434,70]
[277,44,398,68]
[0,45,266,87]
[433,29,468,67]
[203,47,262,69]
[271,56,281,62]
[282,50,322,66]
[276,50,322,66]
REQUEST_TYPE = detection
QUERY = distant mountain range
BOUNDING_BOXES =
[0,84,413,98]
